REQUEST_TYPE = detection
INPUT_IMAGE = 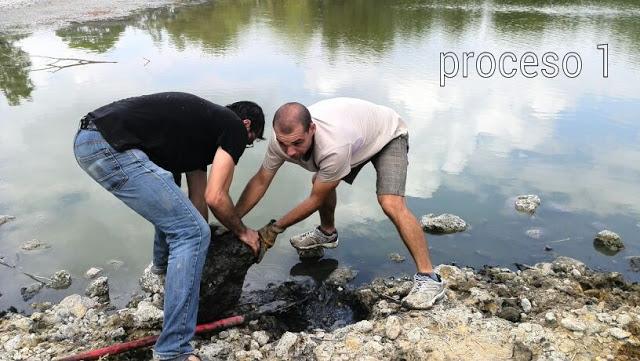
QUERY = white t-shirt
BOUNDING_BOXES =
[262,97,408,182]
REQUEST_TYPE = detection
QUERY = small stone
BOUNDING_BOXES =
[275,332,298,357]
[514,195,541,214]
[0,215,16,226]
[388,253,405,263]
[385,316,401,340]
[47,270,72,289]
[85,276,109,299]
[571,269,581,278]
[326,267,358,286]
[343,333,362,351]
[520,298,532,313]
[4,335,22,352]
[139,264,165,295]
[314,342,334,361]
[200,341,231,359]
[512,341,533,361]
[20,283,44,301]
[297,247,325,259]
[545,312,556,324]
[608,327,631,340]
[354,320,373,333]
[616,314,632,327]
[85,267,102,279]
[594,230,624,251]
[525,229,543,239]
[58,294,97,319]
[544,245,553,251]
[20,239,50,251]
[498,307,521,322]
[628,257,640,272]
[407,327,423,342]
[561,318,586,332]
[420,213,467,234]
[132,301,164,327]
[107,259,125,270]
[252,331,269,346]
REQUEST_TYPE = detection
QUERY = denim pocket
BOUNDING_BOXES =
[75,139,128,192]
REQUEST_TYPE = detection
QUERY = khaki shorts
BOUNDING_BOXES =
[342,134,408,196]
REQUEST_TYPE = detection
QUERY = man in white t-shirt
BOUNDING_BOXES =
[236,98,444,309]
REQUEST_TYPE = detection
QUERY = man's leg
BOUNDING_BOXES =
[377,194,433,273]
[371,134,444,309]
[318,187,337,234]
[152,226,169,274]
[74,129,209,359]
[289,176,339,250]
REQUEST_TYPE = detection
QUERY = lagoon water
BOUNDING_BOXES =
[1,0,639,311]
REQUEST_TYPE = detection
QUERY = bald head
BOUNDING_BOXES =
[273,102,312,134]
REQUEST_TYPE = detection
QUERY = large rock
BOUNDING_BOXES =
[137,226,256,322]
[58,294,97,319]
[47,270,72,289]
[198,226,256,322]
[594,230,624,252]
[420,213,467,234]
[514,195,541,214]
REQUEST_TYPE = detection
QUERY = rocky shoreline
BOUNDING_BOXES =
[1,256,639,360]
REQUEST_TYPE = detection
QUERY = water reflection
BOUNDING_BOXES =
[1,0,640,312]
[56,22,126,53]
[0,35,33,106]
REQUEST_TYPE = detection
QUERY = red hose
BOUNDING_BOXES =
[54,315,246,361]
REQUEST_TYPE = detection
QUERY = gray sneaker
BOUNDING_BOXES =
[290,226,339,250]
[402,273,445,310]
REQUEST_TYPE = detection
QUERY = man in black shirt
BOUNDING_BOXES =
[73,92,264,361]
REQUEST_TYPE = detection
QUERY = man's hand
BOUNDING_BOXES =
[238,229,260,257]
[258,219,285,249]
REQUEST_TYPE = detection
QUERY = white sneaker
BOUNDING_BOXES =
[402,273,445,310]
[290,226,339,250]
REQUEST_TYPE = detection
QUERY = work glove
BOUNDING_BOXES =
[256,219,285,263]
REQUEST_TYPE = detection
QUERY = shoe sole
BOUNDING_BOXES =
[402,286,446,310]
[292,238,339,250]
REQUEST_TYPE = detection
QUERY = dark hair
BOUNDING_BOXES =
[226,101,265,140]
[273,102,312,133]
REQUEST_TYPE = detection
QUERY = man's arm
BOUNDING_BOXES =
[274,179,340,229]
[186,169,208,221]
[236,166,277,218]
[205,147,259,255]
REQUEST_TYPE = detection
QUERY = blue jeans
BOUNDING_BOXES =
[73,128,210,360]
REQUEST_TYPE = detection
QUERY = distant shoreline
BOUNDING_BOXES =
[0,0,190,35]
